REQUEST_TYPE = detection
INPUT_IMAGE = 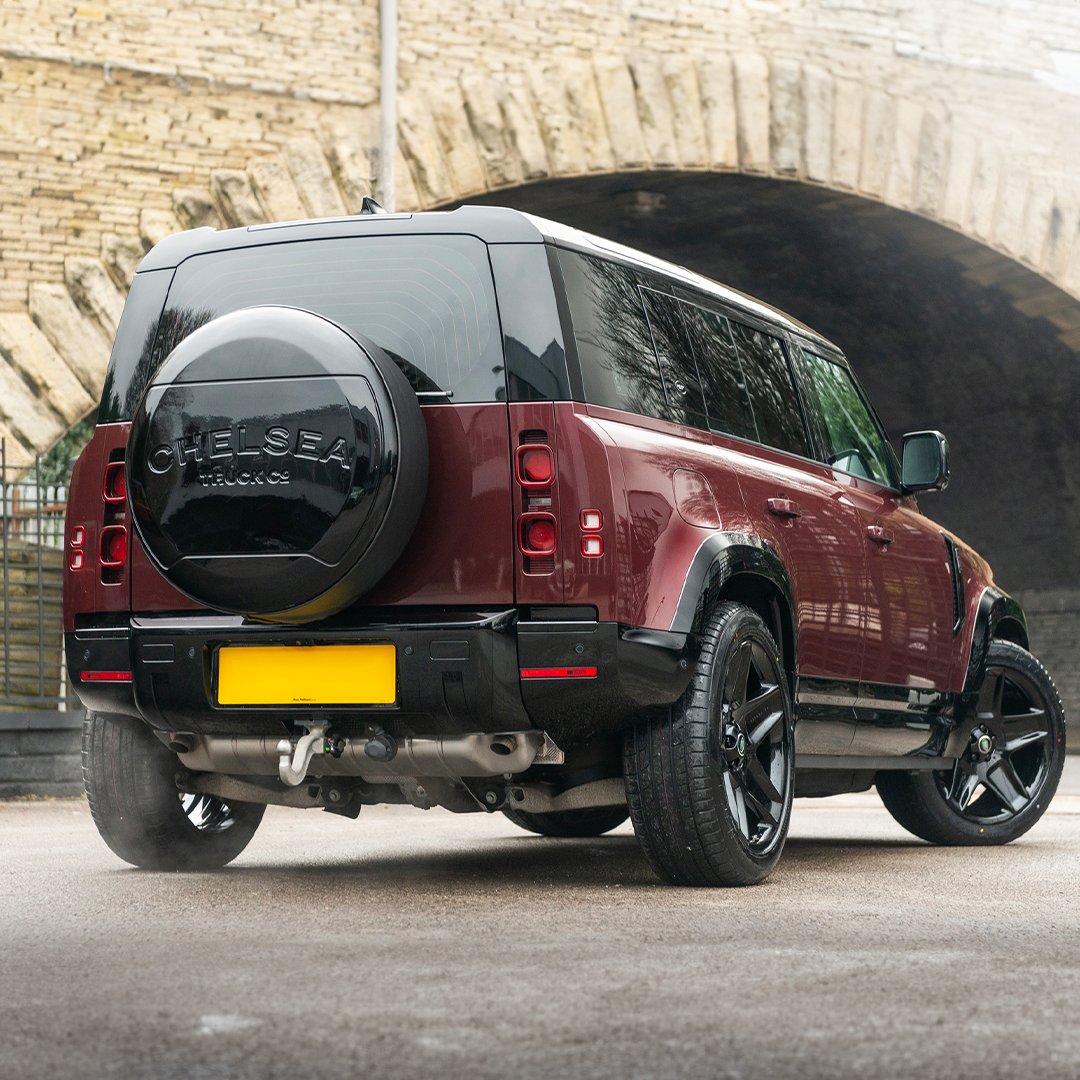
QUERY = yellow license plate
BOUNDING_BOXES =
[217,644,396,706]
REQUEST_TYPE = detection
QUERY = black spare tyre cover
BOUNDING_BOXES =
[127,307,428,624]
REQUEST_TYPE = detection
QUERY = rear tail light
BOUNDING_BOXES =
[519,513,557,556]
[102,461,127,503]
[99,525,128,568]
[516,445,555,487]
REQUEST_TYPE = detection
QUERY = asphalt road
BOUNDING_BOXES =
[3,762,1079,1080]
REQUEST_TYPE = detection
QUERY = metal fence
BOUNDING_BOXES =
[1,438,74,711]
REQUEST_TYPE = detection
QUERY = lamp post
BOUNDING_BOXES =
[378,0,397,211]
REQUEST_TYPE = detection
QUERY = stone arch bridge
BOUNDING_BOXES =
[2,0,1079,467]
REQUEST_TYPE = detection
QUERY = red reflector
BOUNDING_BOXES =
[99,525,128,567]
[520,513,557,556]
[520,667,597,679]
[516,444,554,487]
[69,550,84,571]
[80,671,133,683]
[581,535,603,557]
[103,461,127,503]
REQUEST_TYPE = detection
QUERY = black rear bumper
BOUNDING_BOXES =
[67,608,697,744]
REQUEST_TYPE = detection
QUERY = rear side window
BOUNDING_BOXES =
[639,287,709,431]
[558,250,669,421]
[675,299,757,442]
[728,322,809,457]
[103,234,505,418]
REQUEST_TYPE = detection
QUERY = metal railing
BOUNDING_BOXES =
[1,438,74,711]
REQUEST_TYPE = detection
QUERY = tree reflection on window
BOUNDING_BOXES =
[802,351,895,487]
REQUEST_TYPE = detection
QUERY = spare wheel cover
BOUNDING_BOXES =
[127,306,428,623]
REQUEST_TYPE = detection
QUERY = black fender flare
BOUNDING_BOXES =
[668,532,797,675]
[962,587,1029,696]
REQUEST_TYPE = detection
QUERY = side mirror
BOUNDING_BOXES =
[901,430,950,493]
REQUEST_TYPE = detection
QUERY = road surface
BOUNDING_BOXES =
[3,761,1079,1079]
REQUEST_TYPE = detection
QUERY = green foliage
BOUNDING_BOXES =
[37,414,97,486]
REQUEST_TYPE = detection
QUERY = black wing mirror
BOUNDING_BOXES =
[901,430,950,493]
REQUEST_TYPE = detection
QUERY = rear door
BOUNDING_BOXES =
[127,232,515,612]
[712,318,870,756]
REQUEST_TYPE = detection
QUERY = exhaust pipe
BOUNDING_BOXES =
[178,728,560,787]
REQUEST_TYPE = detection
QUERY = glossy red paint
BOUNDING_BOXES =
[841,480,956,690]
[128,404,518,613]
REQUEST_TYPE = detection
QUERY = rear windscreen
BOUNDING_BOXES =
[100,234,505,421]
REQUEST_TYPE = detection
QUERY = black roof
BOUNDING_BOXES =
[137,205,839,353]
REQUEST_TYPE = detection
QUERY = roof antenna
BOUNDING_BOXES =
[359,197,388,215]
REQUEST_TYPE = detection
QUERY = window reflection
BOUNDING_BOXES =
[801,350,896,487]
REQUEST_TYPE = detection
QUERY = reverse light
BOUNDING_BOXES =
[102,461,127,503]
[581,535,603,557]
[516,445,555,487]
[580,509,602,531]
[99,525,128,567]
[519,513,557,556]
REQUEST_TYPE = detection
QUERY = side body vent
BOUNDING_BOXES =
[943,534,965,635]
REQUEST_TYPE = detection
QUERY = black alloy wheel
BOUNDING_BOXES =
[877,640,1065,845]
[717,634,790,852]
[624,601,794,886]
[83,711,265,870]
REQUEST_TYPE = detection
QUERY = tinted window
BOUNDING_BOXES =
[558,250,668,421]
[729,322,809,456]
[675,299,757,442]
[99,268,175,422]
[108,235,505,417]
[639,287,708,430]
[800,349,897,487]
[489,244,570,402]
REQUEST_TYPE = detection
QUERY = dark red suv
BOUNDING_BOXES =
[64,206,1066,886]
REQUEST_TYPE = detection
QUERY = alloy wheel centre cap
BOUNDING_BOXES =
[737,732,748,757]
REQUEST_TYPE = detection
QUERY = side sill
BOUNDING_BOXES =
[795,754,954,772]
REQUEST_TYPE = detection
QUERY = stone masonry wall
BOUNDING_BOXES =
[3,0,1080,317]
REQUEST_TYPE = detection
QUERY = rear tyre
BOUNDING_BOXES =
[876,640,1065,845]
[623,602,794,887]
[83,711,264,870]
[503,806,628,837]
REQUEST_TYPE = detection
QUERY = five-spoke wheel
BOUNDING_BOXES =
[877,640,1065,845]
[624,602,794,886]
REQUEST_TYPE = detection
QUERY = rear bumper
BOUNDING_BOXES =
[66,608,697,743]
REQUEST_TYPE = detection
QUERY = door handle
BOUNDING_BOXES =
[867,524,893,545]
[767,498,802,519]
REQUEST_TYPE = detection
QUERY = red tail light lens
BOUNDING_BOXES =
[516,445,554,487]
[103,461,127,503]
[520,513,557,556]
[99,525,128,567]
